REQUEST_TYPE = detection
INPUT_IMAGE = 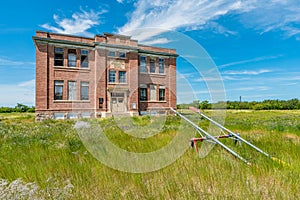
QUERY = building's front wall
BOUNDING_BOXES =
[33,31,177,120]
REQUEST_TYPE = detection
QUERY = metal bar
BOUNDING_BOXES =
[170,107,251,165]
[189,106,273,159]
[191,135,230,142]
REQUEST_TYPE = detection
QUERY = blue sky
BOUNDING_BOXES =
[0,0,299,106]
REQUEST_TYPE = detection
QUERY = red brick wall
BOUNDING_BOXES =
[35,43,48,111]
[34,31,177,117]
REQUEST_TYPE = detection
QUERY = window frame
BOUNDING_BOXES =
[150,58,156,73]
[80,81,89,100]
[108,51,116,57]
[119,71,127,83]
[139,56,147,73]
[119,52,126,58]
[54,47,64,66]
[159,58,165,74]
[54,80,64,100]
[139,87,147,101]
[109,70,116,83]
[80,49,89,68]
[68,49,77,67]
[159,88,165,101]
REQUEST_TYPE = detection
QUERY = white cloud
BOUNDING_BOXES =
[41,8,107,37]
[118,0,300,41]
[218,55,281,68]
[238,0,300,38]
[141,38,172,45]
[0,79,35,107]
[118,0,243,41]
[0,58,35,66]
[116,0,124,3]
[232,86,270,92]
[223,69,272,75]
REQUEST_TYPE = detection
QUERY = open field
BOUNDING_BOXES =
[0,110,300,199]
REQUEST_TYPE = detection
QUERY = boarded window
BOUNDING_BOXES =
[150,84,157,101]
[68,81,77,100]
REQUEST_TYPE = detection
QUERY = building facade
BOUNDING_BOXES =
[33,31,177,120]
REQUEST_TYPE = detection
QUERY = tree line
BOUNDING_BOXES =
[0,103,35,113]
[177,98,300,110]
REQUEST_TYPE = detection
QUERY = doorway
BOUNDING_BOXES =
[111,92,125,113]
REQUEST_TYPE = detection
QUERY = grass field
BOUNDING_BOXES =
[0,110,299,199]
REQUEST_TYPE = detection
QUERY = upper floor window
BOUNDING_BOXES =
[159,58,165,74]
[80,50,89,68]
[68,49,77,67]
[140,56,147,73]
[80,82,89,100]
[108,51,116,57]
[68,81,77,100]
[119,52,126,58]
[109,70,116,83]
[119,71,126,83]
[54,80,64,100]
[150,58,156,73]
[54,48,64,66]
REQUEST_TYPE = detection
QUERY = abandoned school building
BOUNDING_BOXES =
[33,31,177,120]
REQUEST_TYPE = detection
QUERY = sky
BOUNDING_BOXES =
[0,0,299,106]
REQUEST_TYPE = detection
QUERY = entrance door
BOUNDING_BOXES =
[111,93,125,113]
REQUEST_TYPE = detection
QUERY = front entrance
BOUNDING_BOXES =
[111,93,125,113]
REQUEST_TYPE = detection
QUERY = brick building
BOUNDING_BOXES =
[33,31,177,120]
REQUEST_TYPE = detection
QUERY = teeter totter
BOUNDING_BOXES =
[170,107,286,166]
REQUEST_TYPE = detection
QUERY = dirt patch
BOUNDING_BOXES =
[284,134,300,143]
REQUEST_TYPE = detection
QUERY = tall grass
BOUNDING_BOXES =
[0,110,299,199]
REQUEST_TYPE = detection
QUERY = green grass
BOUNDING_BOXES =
[0,110,300,199]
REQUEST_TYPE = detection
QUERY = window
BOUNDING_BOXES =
[68,49,77,67]
[54,80,64,100]
[150,58,156,73]
[119,52,126,58]
[150,84,157,101]
[54,48,64,66]
[159,58,165,74]
[80,82,89,100]
[159,86,165,101]
[139,85,147,101]
[80,50,89,68]
[119,71,126,83]
[108,51,116,57]
[68,81,77,100]
[139,56,147,73]
[109,70,116,83]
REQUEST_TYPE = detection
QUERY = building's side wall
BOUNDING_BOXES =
[35,43,49,113]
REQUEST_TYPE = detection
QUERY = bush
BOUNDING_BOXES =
[0,103,35,113]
